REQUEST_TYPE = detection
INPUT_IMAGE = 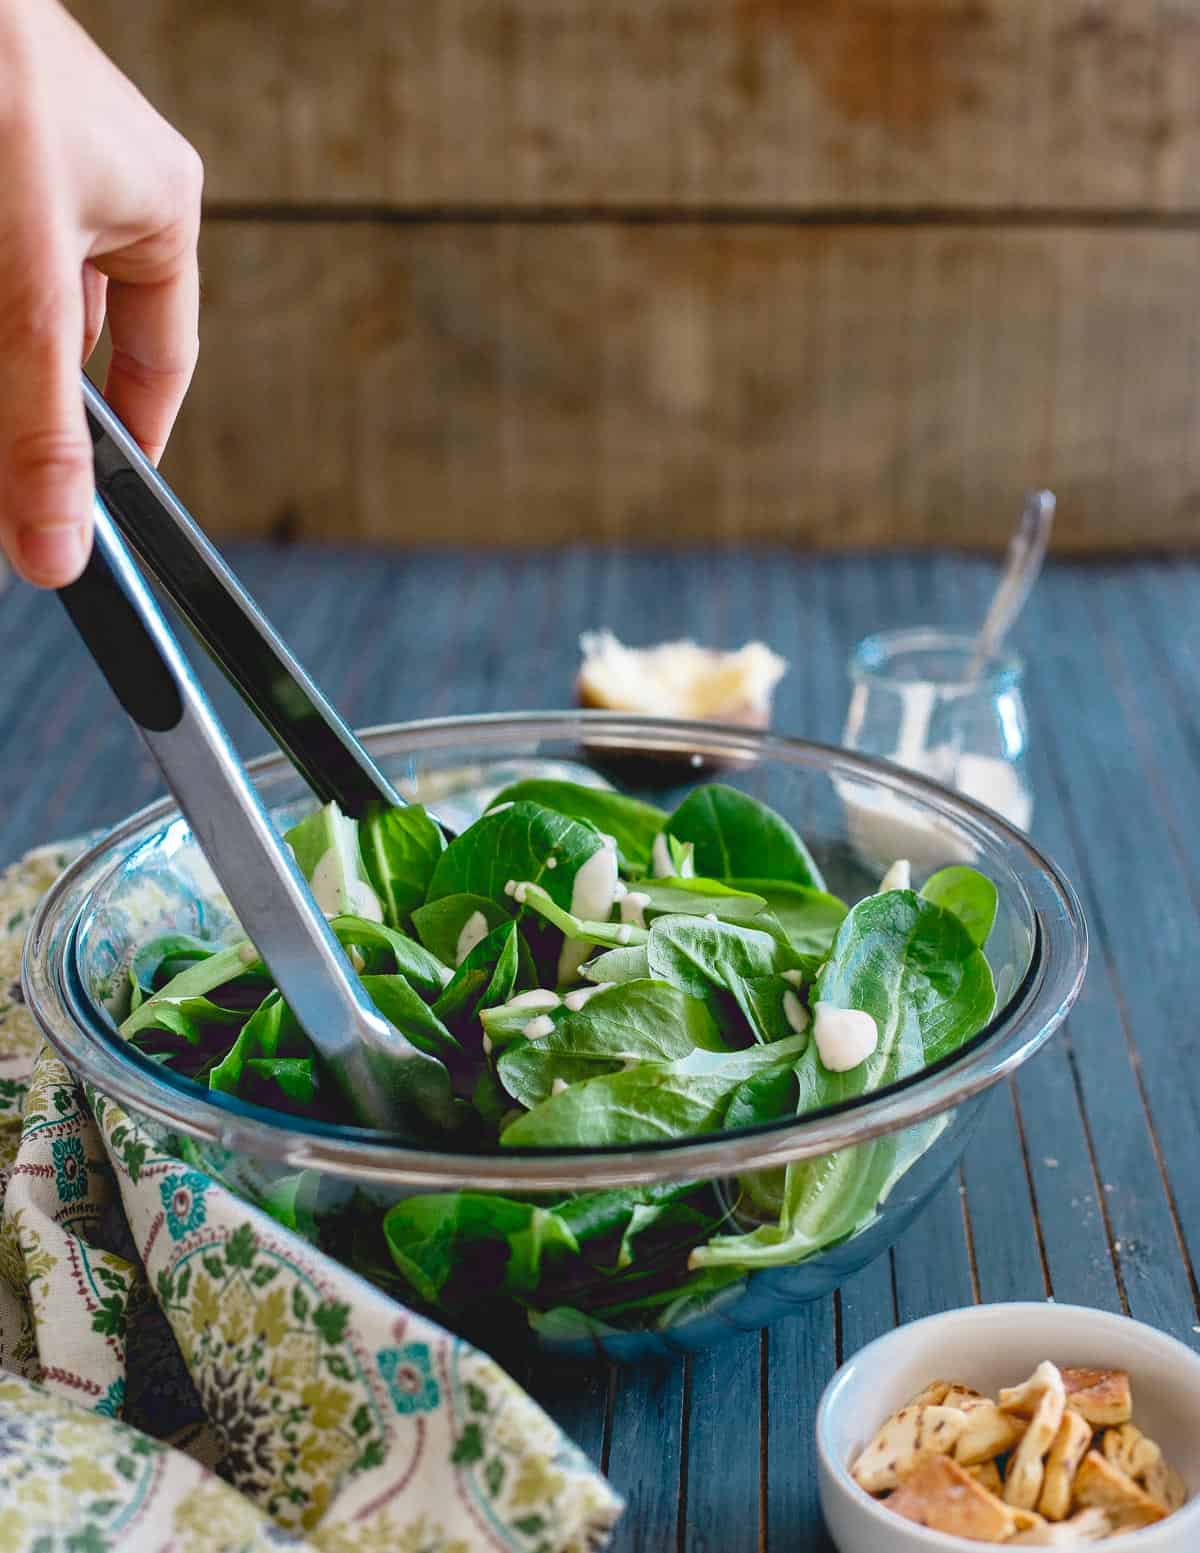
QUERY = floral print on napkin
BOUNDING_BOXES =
[0,844,622,1552]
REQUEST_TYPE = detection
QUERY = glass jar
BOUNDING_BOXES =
[842,629,1033,866]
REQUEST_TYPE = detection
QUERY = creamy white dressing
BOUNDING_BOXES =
[558,843,620,985]
[309,848,352,916]
[349,878,383,922]
[651,834,674,878]
[619,891,651,929]
[563,982,613,1012]
[955,754,1033,831]
[454,910,490,966]
[841,784,973,873]
[506,989,562,1012]
[523,1014,557,1040]
[305,808,383,920]
[877,858,912,894]
[782,990,810,1035]
[782,968,805,989]
[569,846,619,922]
[551,1077,569,1096]
[812,1002,878,1072]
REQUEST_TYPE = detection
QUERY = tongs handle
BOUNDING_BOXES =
[81,375,401,818]
[58,499,437,1132]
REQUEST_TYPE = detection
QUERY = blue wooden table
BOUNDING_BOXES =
[3,546,1197,1551]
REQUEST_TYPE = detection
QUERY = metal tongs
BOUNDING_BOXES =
[57,378,455,1133]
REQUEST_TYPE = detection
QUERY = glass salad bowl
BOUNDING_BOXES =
[22,714,1086,1362]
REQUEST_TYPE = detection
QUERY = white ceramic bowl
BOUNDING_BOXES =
[816,1303,1200,1552]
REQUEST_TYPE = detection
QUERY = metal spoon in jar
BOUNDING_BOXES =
[967,489,1055,679]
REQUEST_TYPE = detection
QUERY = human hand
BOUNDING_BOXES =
[0,0,202,586]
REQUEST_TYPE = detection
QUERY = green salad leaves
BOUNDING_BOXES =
[120,779,998,1335]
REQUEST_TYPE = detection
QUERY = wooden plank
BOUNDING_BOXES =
[891,1173,976,1322]
[67,0,1200,211]
[606,1360,687,1553]
[765,1311,838,1553]
[122,222,1200,551]
[682,1333,762,1553]
[960,1082,1049,1303]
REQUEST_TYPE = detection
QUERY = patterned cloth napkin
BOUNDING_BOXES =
[0,844,622,1553]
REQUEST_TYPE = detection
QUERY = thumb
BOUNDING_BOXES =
[0,247,93,588]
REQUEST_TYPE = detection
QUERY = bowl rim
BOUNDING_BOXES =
[21,711,1088,1192]
[815,1301,1200,1551]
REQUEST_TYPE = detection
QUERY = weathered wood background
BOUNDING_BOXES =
[71,1,1200,550]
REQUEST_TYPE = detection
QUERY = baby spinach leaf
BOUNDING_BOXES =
[243,1056,321,1111]
[722,1064,799,1131]
[261,1169,324,1237]
[615,1199,722,1271]
[737,973,810,1045]
[486,780,665,868]
[646,916,801,1003]
[664,784,825,890]
[328,915,452,998]
[209,991,308,1095]
[433,921,529,1035]
[359,975,461,1062]
[919,866,998,949]
[410,894,508,966]
[284,801,381,919]
[632,879,769,925]
[550,1181,695,1247]
[499,1034,806,1147]
[645,914,811,1045]
[580,943,651,985]
[693,1116,949,1270]
[129,932,223,1008]
[259,1167,322,1236]
[691,893,993,1269]
[383,1194,579,1305]
[126,995,245,1050]
[692,1135,905,1269]
[427,801,601,913]
[723,879,847,954]
[359,802,446,926]
[120,942,264,1042]
[797,890,996,1115]
[497,980,724,1109]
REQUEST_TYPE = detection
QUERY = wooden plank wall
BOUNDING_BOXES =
[70,1,1200,550]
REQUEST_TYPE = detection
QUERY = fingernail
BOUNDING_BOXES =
[17,524,88,586]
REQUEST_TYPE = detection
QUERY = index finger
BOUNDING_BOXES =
[101,248,200,466]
